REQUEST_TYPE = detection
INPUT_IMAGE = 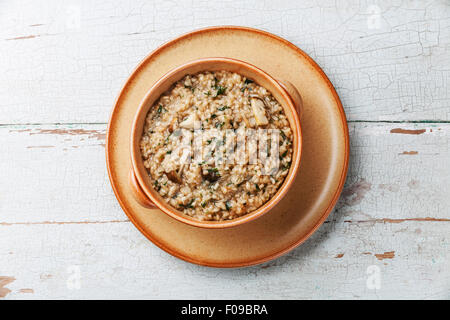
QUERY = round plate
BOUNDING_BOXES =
[106,26,349,268]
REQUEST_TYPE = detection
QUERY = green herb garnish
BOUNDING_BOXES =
[215,121,224,129]
[214,86,226,96]
[180,198,195,209]
[184,84,195,93]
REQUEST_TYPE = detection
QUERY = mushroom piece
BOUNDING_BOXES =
[202,168,221,183]
[249,95,269,126]
[179,112,197,129]
[166,170,182,184]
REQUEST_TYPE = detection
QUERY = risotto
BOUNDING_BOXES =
[140,71,293,221]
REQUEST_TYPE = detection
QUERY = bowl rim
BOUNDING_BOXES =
[130,57,303,228]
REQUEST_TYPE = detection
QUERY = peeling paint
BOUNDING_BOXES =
[26,145,55,149]
[19,288,34,294]
[0,219,129,226]
[0,276,16,298]
[390,128,426,135]
[28,129,106,142]
[5,34,40,40]
[345,217,450,224]
[399,151,418,155]
[375,251,395,260]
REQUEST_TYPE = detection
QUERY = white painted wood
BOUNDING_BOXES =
[0,123,449,299]
[1,123,449,224]
[0,0,449,300]
[0,0,449,123]
[1,213,448,299]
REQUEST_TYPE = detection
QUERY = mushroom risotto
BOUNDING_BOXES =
[140,71,293,221]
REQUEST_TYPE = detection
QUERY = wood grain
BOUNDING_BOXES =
[0,211,448,299]
[1,123,448,224]
[0,122,449,299]
[0,0,449,299]
[0,1,449,123]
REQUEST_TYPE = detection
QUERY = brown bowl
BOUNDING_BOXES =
[130,57,303,228]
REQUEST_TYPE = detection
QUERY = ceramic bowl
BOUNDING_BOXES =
[129,57,303,228]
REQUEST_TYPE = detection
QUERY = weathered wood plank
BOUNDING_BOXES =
[338,122,450,222]
[1,123,449,224]
[0,124,123,223]
[1,0,449,123]
[0,217,448,299]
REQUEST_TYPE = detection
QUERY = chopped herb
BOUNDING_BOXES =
[225,201,232,211]
[166,150,172,154]
[244,79,254,84]
[282,163,291,171]
[180,198,195,209]
[255,184,260,191]
[153,180,161,191]
[208,168,219,174]
[215,121,224,129]
[280,130,287,140]
[184,84,195,93]
[214,86,226,96]
[204,91,211,96]
[198,160,206,165]
[203,167,220,182]
[226,183,233,186]
[201,201,207,208]
[164,133,171,145]
[218,105,229,111]
[157,105,164,113]
[211,114,217,119]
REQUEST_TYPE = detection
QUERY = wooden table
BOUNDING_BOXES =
[1,0,449,299]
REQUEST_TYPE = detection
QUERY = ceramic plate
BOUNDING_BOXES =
[106,26,349,268]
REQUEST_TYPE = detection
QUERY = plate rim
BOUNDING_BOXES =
[105,25,350,268]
